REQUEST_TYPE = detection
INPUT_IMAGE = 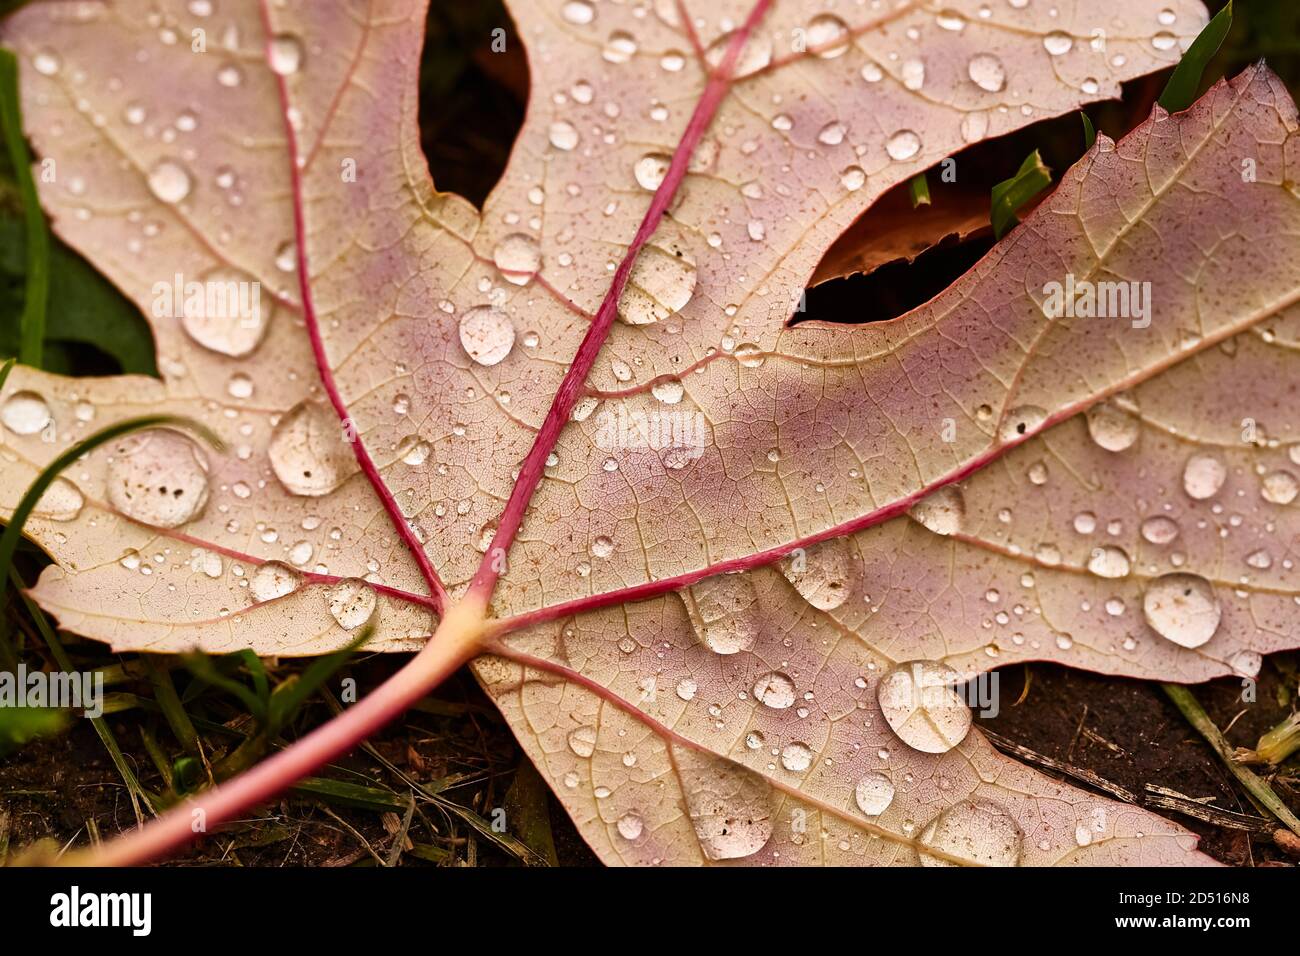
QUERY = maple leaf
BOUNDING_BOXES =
[1,0,1297,867]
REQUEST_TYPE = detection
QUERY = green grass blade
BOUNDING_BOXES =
[0,414,223,606]
[908,171,931,208]
[1162,683,1300,838]
[12,568,155,822]
[143,657,201,756]
[0,49,49,368]
[1158,1,1233,113]
[267,626,372,735]
[991,150,1052,240]
[1080,111,1096,151]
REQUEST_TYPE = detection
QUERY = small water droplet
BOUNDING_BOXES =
[458,305,515,366]
[147,159,193,204]
[909,485,965,536]
[267,34,303,75]
[1087,545,1131,579]
[1086,402,1139,451]
[1044,31,1074,56]
[854,772,895,816]
[492,233,541,286]
[618,241,696,325]
[106,429,210,528]
[1182,453,1226,499]
[967,53,1006,92]
[877,661,971,753]
[780,538,852,610]
[806,14,850,58]
[885,129,921,162]
[633,152,672,191]
[918,799,1023,867]
[251,561,301,601]
[269,401,354,497]
[1,390,52,435]
[684,576,760,655]
[1141,515,1180,545]
[326,578,377,630]
[753,671,796,710]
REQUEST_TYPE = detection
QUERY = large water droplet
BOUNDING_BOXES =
[548,120,579,151]
[780,742,813,772]
[683,575,760,655]
[967,53,1006,92]
[674,746,775,860]
[458,305,515,366]
[1086,402,1139,452]
[269,401,354,497]
[806,14,850,58]
[1182,453,1226,499]
[33,478,84,522]
[616,812,644,840]
[179,267,273,357]
[1087,545,1131,579]
[326,578,377,630]
[634,152,672,191]
[493,233,541,286]
[885,129,921,162]
[1261,471,1298,505]
[918,799,1023,866]
[1,390,52,435]
[106,429,210,528]
[567,725,597,758]
[877,660,971,754]
[999,405,1048,441]
[854,772,895,816]
[147,159,193,204]
[752,671,796,710]
[779,537,852,610]
[602,30,637,63]
[705,30,772,77]
[1043,31,1074,56]
[1141,515,1180,545]
[617,241,696,325]
[1143,573,1220,648]
[909,485,965,536]
[251,561,301,601]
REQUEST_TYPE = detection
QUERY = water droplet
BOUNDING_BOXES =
[634,152,671,191]
[618,241,696,325]
[1261,471,1298,505]
[1151,31,1177,51]
[840,165,866,191]
[179,267,273,357]
[602,30,637,64]
[967,53,1006,92]
[705,30,772,77]
[269,401,354,497]
[591,535,614,559]
[854,772,895,816]
[1182,453,1226,499]
[900,58,926,91]
[1043,31,1074,56]
[267,34,303,75]
[33,478,84,522]
[458,305,515,366]
[326,578,377,630]
[684,575,760,655]
[651,379,684,404]
[675,746,774,860]
[806,14,850,58]
[1000,405,1048,441]
[33,49,60,76]
[909,485,965,536]
[147,159,193,204]
[780,742,813,772]
[1143,573,1220,648]
[877,661,971,753]
[251,561,301,601]
[675,677,697,701]
[106,429,210,528]
[1087,545,1131,579]
[548,120,579,151]
[1,390,51,435]
[561,0,594,25]
[885,129,921,162]
[936,9,967,32]
[779,538,852,610]
[919,799,1023,866]
[753,671,796,710]
[616,812,644,840]
[493,233,541,286]
[1141,515,1180,545]
[568,725,597,758]
[1086,402,1139,451]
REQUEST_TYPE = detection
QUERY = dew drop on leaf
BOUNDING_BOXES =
[967,53,1006,92]
[1,390,52,435]
[918,799,1023,866]
[617,241,696,325]
[106,429,211,528]
[1086,545,1131,579]
[33,478,85,522]
[268,401,354,497]
[651,379,684,404]
[1043,31,1074,56]
[179,267,273,357]
[877,660,972,754]
[854,772,895,816]
[1182,453,1226,499]
[1143,573,1221,648]
[1140,515,1180,545]
[885,129,921,161]
[1086,402,1139,451]
[1261,471,1298,505]
[705,30,772,77]
[616,812,644,840]
[633,152,671,191]
[458,305,516,366]
[251,560,301,601]
[752,671,796,710]
[147,159,193,204]
[674,745,775,860]
[779,537,852,610]
[326,578,377,630]
[909,485,965,536]
[567,725,597,758]
[683,575,760,655]
[806,13,850,58]
[780,742,813,772]
[492,232,541,286]
[267,34,304,75]
[999,405,1048,441]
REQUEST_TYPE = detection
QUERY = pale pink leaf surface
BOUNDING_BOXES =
[0,0,1293,866]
